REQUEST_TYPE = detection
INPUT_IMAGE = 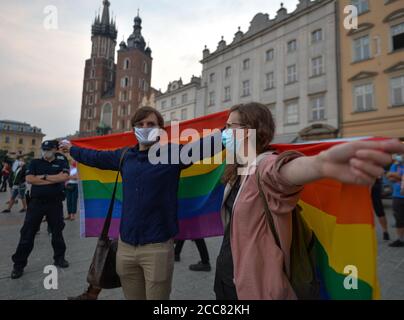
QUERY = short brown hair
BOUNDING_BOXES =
[130,106,164,128]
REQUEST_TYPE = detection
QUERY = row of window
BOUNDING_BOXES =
[83,104,132,120]
[353,22,404,63]
[3,137,36,145]
[267,95,326,126]
[163,109,189,122]
[351,0,395,16]
[208,29,323,83]
[207,59,324,106]
[160,93,189,109]
[122,58,149,74]
[209,55,325,85]
[120,77,149,91]
[353,75,404,112]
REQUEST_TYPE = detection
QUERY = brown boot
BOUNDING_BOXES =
[67,286,102,300]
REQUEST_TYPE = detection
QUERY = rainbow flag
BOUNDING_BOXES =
[72,111,380,300]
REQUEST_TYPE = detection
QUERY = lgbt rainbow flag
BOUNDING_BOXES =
[72,110,380,300]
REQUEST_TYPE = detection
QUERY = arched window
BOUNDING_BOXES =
[124,58,130,70]
[101,103,113,127]
[143,62,148,74]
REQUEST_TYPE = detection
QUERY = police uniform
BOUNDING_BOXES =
[11,140,70,276]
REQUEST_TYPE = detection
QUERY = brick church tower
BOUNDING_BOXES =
[79,0,153,137]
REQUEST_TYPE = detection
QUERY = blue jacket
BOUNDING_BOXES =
[70,132,222,246]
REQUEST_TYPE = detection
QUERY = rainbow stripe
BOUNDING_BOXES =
[72,111,380,300]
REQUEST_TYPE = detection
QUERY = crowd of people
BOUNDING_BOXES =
[2,103,404,300]
[371,156,404,247]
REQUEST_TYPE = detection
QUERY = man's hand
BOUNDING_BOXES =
[318,139,403,185]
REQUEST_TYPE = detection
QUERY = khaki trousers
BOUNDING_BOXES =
[116,238,174,300]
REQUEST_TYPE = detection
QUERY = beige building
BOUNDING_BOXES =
[0,120,45,158]
[198,0,339,142]
[339,0,404,139]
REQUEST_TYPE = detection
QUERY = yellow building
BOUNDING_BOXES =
[0,120,45,159]
[338,0,404,139]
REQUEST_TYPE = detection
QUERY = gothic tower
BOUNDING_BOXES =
[80,0,117,135]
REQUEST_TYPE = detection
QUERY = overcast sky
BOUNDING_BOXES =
[0,0,299,139]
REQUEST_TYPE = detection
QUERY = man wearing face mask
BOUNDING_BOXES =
[10,140,71,279]
[61,106,222,300]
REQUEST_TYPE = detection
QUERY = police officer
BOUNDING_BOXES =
[11,140,70,279]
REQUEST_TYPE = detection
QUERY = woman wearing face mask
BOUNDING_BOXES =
[61,106,223,300]
[215,102,404,300]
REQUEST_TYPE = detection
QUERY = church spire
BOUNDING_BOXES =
[91,0,117,40]
[101,0,110,25]
[127,11,146,51]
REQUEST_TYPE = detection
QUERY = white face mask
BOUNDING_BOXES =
[134,127,160,146]
[42,150,55,160]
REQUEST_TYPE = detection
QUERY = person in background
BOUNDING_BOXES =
[2,158,27,213]
[65,161,79,221]
[174,239,211,271]
[1,161,11,192]
[10,140,70,279]
[387,154,404,248]
[371,177,390,240]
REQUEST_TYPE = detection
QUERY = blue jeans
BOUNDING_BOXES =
[66,184,78,214]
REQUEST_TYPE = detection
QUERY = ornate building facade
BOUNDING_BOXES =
[79,0,154,136]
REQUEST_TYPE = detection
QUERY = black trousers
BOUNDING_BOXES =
[174,238,210,264]
[12,198,66,269]
[0,176,8,191]
[371,180,385,217]
[214,272,238,300]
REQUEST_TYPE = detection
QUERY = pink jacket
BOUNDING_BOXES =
[221,151,304,300]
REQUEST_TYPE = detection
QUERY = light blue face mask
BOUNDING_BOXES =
[134,127,160,146]
[221,129,244,154]
[395,154,403,163]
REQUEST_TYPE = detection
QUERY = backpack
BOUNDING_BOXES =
[256,168,320,300]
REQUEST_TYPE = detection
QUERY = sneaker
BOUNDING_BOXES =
[54,259,69,268]
[11,268,24,279]
[174,254,180,262]
[19,209,26,213]
[2,209,11,213]
[383,232,390,241]
[388,239,404,248]
[189,261,211,272]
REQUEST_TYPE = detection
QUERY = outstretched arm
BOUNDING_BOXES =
[279,139,404,186]
[60,141,123,171]
[179,129,224,169]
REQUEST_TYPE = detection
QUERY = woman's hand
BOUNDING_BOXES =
[318,139,403,185]
[59,140,72,154]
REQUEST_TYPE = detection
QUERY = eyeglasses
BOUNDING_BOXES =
[225,122,248,129]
